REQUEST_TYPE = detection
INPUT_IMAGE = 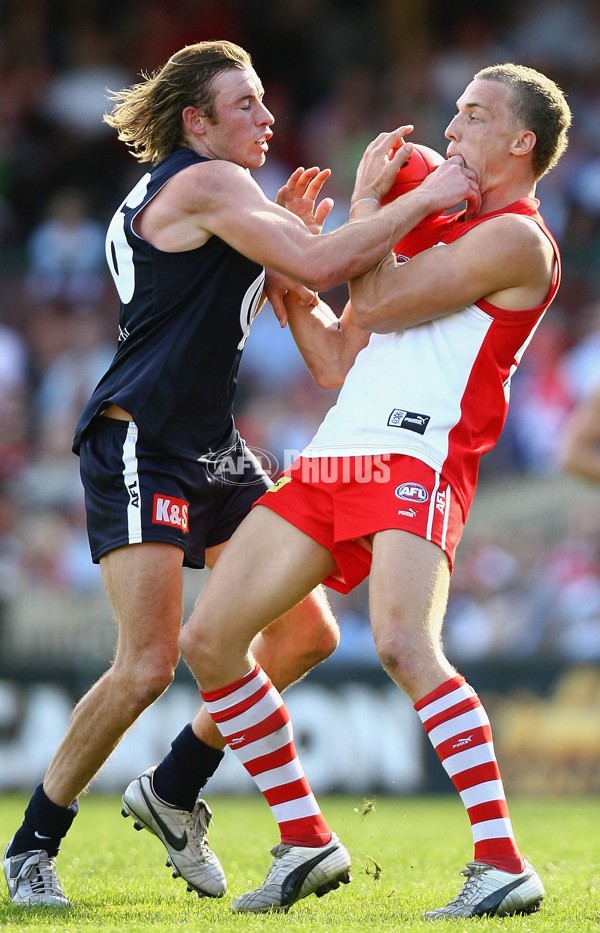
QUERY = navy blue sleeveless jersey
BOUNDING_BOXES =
[73,147,265,460]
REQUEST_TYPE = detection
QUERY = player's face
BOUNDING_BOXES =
[199,67,274,169]
[444,79,521,190]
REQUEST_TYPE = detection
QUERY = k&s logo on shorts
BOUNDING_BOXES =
[395,482,429,503]
[152,494,189,532]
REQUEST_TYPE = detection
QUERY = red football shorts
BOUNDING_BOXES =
[255,454,466,594]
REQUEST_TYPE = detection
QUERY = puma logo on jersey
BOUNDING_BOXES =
[387,409,430,434]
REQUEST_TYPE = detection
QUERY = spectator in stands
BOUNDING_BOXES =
[560,380,600,481]
[25,189,107,306]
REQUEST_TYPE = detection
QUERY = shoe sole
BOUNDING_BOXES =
[424,887,544,920]
[517,899,543,915]
[7,894,72,908]
[496,894,543,918]
[121,798,222,899]
[314,869,352,899]
[232,866,352,913]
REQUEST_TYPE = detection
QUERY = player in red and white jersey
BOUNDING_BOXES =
[173,64,571,916]
[300,197,560,524]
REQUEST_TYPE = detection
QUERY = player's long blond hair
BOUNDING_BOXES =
[104,40,253,165]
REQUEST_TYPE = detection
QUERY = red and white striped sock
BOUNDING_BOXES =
[201,663,331,847]
[414,674,524,873]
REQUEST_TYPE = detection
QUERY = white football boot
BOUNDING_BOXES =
[231,833,351,913]
[121,766,226,897]
[424,859,545,919]
[3,843,71,907]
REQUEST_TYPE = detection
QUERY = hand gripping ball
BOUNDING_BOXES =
[381,143,445,205]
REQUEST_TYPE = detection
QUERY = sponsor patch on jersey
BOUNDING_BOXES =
[395,482,429,503]
[387,409,430,433]
[267,475,292,493]
[152,494,189,532]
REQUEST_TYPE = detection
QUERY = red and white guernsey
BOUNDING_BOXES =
[301,199,561,515]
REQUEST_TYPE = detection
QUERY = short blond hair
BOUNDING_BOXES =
[474,63,572,179]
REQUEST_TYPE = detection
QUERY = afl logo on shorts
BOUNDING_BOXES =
[395,482,429,503]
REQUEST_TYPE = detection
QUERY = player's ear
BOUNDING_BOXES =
[182,106,205,135]
[512,129,536,157]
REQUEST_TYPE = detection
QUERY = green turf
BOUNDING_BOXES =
[0,794,598,931]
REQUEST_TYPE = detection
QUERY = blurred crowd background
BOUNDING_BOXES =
[2,0,600,673]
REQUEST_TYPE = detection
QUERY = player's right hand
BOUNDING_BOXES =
[277,167,334,234]
[420,155,481,218]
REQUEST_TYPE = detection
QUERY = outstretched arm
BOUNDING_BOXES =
[264,166,335,326]
[146,128,477,293]
[272,165,368,385]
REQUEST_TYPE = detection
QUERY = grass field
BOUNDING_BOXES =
[0,793,598,932]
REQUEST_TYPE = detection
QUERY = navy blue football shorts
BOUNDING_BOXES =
[78,417,271,568]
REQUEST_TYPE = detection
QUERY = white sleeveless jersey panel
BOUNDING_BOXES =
[303,299,496,472]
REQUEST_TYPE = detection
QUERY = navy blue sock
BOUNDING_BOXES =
[152,723,225,811]
[7,784,79,858]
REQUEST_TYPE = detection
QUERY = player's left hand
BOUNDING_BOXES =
[277,167,334,234]
[265,269,318,328]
